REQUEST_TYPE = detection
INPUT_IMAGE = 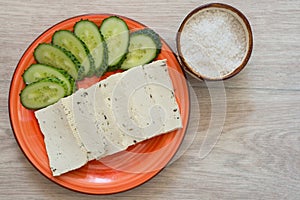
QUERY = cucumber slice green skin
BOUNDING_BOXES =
[121,28,162,70]
[52,30,95,79]
[100,16,130,71]
[20,78,67,110]
[74,20,108,77]
[34,43,80,80]
[22,64,75,95]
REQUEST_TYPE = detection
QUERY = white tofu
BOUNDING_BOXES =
[60,95,87,153]
[71,87,106,160]
[93,73,144,157]
[35,102,88,176]
[142,60,182,133]
[35,59,183,176]
[110,60,182,139]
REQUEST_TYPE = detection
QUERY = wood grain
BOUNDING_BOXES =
[1,0,300,199]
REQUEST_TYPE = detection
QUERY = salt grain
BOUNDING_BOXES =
[180,8,247,79]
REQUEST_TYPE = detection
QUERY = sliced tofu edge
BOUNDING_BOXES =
[72,86,106,160]
[93,72,142,157]
[35,101,88,176]
[60,95,88,153]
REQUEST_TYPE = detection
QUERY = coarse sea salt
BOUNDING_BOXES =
[180,8,247,79]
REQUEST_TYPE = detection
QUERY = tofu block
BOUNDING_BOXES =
[35,59,183,176]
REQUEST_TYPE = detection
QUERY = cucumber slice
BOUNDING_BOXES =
[121,28,162,70]
[74,20,107,76]
[20,78,67,110]
[34,43,80,80]
[100,16,129,70]
[22,64,75,95]
[52,30,94,78]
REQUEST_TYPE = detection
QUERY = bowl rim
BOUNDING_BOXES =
[176,3,253,81]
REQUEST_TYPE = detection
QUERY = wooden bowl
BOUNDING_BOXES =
[176,3,253,80]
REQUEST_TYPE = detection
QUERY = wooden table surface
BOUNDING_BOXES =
[1,0,299,199]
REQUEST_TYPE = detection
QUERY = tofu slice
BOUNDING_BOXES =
[110,60,182,139]
[35,102,88,176]
[93,73,145,157]
[71,87,106,160]
[60,95,87,153]
[60,87,106,161]
[142,60,182,133]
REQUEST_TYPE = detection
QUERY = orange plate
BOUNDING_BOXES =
[9,14,190,194]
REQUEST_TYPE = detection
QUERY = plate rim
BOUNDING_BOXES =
[8,13,190,195]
